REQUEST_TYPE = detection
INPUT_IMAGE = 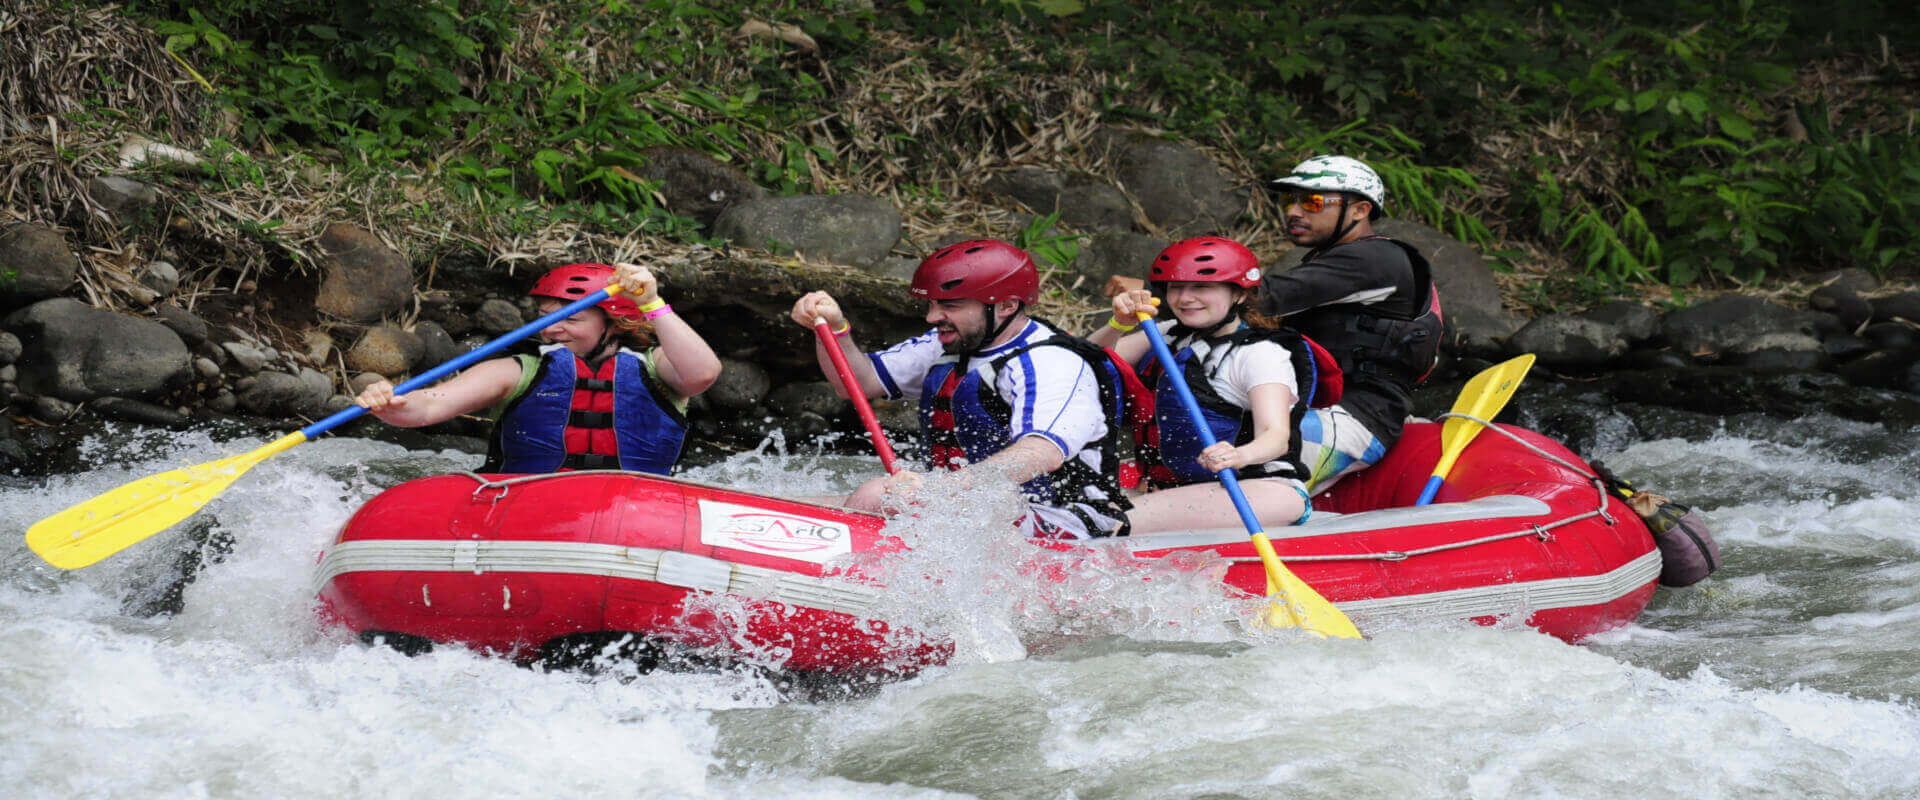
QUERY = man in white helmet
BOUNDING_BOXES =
[1258,155,1444,493]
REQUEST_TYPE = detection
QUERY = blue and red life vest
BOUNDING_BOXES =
[918,328,1137,536]
[481,345,687,475]
[1134,326,1342,489]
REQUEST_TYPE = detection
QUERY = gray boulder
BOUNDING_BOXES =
[705,357,771,411]
[1508,315,1627,367]
[985,168,1133,232]
[314,223,413,322]
[0,331,19,365]
[767,380,846,419]
[345,325,425,376]
[239,371,328,417]
[87,176,164,229]
[153,304,209,346]
[4,298,189,401]
[0,223,80,303]
[1660,295,1822,357]
[714,194,902,268]
[1580,301,1660,344]
[1073,232,1168,298]
[472,299,525,335]
[1096,131,1245,236]
[633,146,766,227]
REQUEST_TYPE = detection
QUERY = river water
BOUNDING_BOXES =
[4,408,1918,799]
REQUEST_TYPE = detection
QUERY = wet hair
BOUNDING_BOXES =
[606,315,658,350]
[1237,286,1284,330]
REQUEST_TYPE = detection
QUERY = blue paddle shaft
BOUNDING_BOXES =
[297,287,616,439]
[1137,319,1266,536]
[1415,474,1444,506]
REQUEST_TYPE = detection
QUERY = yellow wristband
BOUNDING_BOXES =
[635,297,667,313]
[1107,316,1140,333]
[831,320,851,336]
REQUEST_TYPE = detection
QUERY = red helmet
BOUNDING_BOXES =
[528,262,641,320]
[910,240,1040,305]
[1148,237,1261,288]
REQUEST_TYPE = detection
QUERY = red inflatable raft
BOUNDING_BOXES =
[314,422,1661,671]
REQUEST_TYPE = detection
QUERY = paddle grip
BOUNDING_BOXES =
[298,286,623,440]
[813,318,900,474]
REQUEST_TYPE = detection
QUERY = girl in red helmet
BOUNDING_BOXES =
[789,239,1132,539]
[354,262,720,475]
[1088,236,1336,533]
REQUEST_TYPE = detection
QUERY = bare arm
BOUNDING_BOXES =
[1198,382,1297,472]
[353,357,523,428]
[971,434,1068,486]
[612,262,719,398]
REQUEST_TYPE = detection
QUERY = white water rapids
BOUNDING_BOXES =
[4,412,1919,798]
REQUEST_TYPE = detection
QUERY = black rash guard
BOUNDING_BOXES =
[1258,237,1422,446]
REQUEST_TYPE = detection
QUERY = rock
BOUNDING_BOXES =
[1812,268,1879,294]
[1863,322,1916,351]
[0,222,81,303]
[705,357,771,411]
[152,304,209,346]
[412,320,462,366]
[1580,301,1660,344]
[713,194,902,268]
[314,223,414,323]
[345,325,425,376]
[86,176,163,228]
[139,260,181,296]
[88,397,189,427]
[1833,348,1920,390]
[1823,334,1872,360]
[1624,349,1694,370]
[221,341,272,374]
[321,394,355,414]
[0,331,19,365]
[3,298,190,401]
[239,371,327,417]
[472,299,525,335]
[297,367,334,401]
[0,364,13,382]
[767,381,846,419]
[32,394,79,423]
[984,168,1133,232]
[1810,284,1872,332]
[295,328,335,366]
[1730,332,1828,371]
[208,389,237,413]
[1658,295,1821,358]
[633,146,767,227]
[193,357,220,378]
[1095,130,1245,236]
[1073,232,1168,297]
[874,256,919,282]
[1872,291,1920,325]
[1507,315,1626,367]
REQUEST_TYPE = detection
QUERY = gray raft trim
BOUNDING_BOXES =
[313,531,1660,624]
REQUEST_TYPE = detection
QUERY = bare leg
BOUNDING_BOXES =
[1125,478,1307,535]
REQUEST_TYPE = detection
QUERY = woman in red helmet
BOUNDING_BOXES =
[1088,237,1335,533]
[789,240,1132,539]
[353,262,720,475]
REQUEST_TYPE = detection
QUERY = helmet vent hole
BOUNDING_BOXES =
[940,279,964,291]
[1194,255,1215,262]
[1198,268,1217,275]
[963,246,985,254]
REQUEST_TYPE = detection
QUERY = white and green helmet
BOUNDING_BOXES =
[1272,155,1386,211]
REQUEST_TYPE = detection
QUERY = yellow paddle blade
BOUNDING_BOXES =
[25,433,307,570]
[1249,532,1363,639]
[1430,354,1536,481]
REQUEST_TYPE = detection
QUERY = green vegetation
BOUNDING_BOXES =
[117,0,1920,294]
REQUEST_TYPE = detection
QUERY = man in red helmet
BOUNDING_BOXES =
[1260,155,1444,492]
[789,240,1131,538]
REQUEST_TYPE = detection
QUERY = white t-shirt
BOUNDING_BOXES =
[1160,321,1301,408]
[869,319,1116,536]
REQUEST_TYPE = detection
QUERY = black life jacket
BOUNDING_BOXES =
[1287,236,1444,390]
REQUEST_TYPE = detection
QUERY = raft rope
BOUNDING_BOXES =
[1234,414,1619,564]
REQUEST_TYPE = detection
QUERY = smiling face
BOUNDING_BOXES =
[925,297,993,354]
[536,298,611,357]
[1164,282,1242,331]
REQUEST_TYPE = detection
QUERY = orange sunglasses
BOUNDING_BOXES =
[1273,191,1347,213]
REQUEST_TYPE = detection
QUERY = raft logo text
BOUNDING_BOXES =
[698,500,852,563]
